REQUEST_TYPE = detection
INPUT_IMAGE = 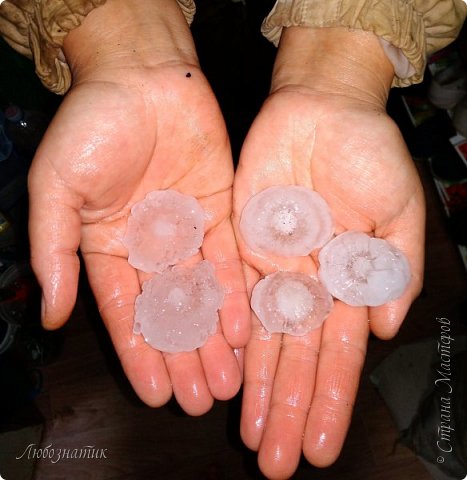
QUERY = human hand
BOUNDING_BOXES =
[233,27,425,479]
[28,0,249,414]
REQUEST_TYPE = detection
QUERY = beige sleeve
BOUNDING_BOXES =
[262,0,467,87]
[0,0,196,94]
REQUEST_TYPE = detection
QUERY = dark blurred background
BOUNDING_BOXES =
[0,1,466,479]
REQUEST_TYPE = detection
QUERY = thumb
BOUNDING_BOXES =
[28,153,82,330]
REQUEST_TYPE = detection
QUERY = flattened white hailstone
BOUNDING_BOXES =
[318,231,411,307]
[251,271,333,336]
[134,260,224,353]
[240,185,334,257]
[123,190,204,273]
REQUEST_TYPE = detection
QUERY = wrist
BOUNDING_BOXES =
[63,0,198,83]
[271,27,394,108]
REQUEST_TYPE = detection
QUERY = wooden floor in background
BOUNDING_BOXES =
[32,161,467,480]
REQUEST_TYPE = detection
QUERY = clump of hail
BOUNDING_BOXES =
[126,186,412,347]
[242,185,411,335]
[124,190,223,352]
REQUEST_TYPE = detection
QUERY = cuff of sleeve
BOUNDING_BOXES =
[0,0,196,95]
[177,0,196,25]
[261,0,467,88]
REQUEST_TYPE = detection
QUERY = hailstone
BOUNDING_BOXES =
[318,231,411,307]
[239,185,334,257]
[123,190,204,273]
[251,271,333,335]
[134,260,224,353]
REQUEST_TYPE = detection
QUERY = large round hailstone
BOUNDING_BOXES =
[251,271,333,336]
[318,231,411,307]
[123,190,204,273]
[240,185,334,257]
[134,260,224,353]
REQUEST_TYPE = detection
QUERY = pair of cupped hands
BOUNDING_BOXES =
[28,1,424,478]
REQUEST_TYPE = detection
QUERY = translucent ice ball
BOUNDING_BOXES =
[134,260,224,353]
[318,231,411,307]
[123,190,204,273]
[240,185,334,257]
[251,271,333,336]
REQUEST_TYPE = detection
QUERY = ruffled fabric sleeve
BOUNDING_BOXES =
[262,0,467,87]
[0,0,196,94]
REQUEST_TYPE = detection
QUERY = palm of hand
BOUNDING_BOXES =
[233,90,424,477]
[29,65,249,414]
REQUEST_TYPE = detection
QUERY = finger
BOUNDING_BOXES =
[28,162,82,329]
[198,325,242,400]
[83,251,173,407]
[240,314,282,451]
[303,301,369,467]
[371,192,425,339]
[164,349,214,416]
[233,262,257,381]
[242,262,261,295]
[234,347,244,380]
[202,218,251,348]
[257,329,321,480]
